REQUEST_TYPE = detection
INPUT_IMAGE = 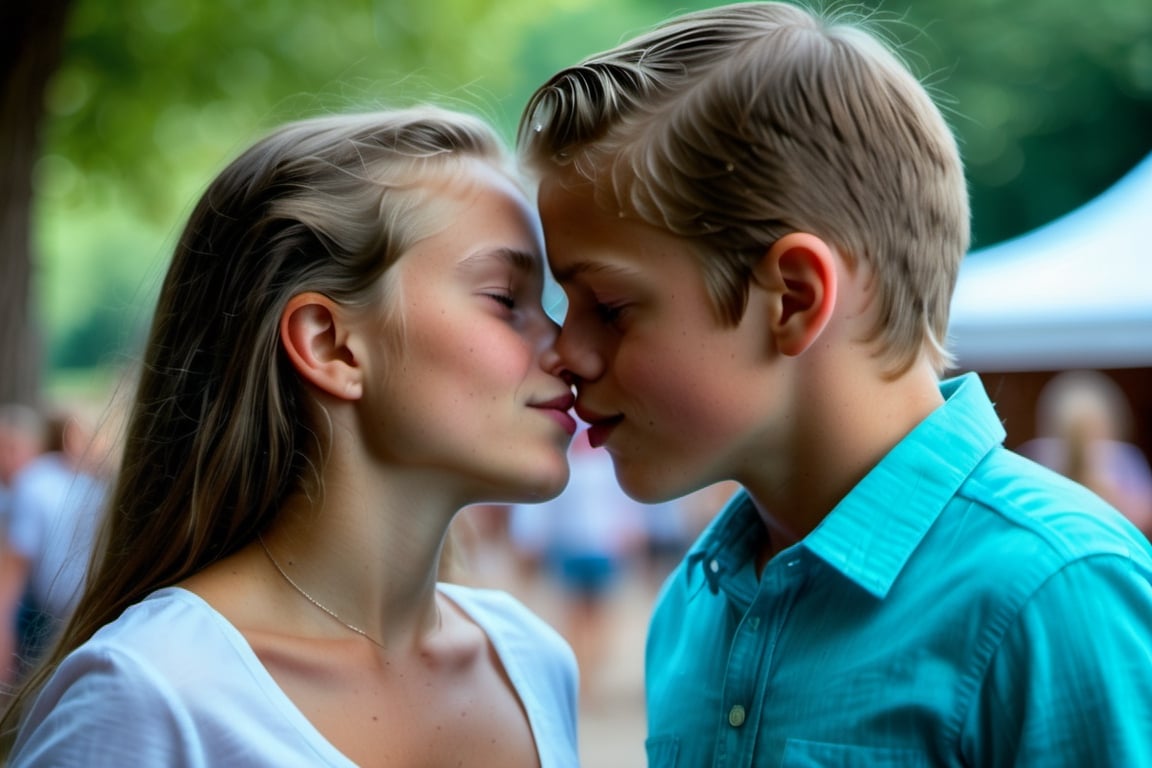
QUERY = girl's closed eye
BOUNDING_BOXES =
[485,291,516,309]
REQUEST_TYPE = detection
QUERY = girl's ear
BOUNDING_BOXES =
[753,232,838,357]
[279,292,363,400]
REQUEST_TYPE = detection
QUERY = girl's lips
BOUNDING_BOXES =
[531,394,578,436]
[541,407,578,436]
[586,416,622,448]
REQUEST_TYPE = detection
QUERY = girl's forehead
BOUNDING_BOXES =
[391,165,544,281]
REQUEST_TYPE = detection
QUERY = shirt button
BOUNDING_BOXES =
[709,559,720,573]
[728,704,746,728]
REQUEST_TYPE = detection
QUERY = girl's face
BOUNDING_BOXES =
[356,160,575,504]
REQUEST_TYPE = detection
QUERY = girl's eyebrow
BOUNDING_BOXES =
[458,247,541,276]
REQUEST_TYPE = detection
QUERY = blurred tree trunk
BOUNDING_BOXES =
[0,0,73,406]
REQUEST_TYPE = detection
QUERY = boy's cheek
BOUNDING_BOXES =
[623,351,749,430]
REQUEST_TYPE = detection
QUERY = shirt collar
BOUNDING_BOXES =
[688,373,1005,600]
[803,372,1005,598]
[686,493,764,597]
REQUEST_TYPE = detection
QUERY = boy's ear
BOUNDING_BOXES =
[279,292,363,400]
[753,232,838,357]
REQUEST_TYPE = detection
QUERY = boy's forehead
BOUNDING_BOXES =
[537,171,646,247]
[537,171,600,216]
[539,178,705,283]
[540,178,632,258]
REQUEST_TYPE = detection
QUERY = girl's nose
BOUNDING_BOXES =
[542,321,604,384]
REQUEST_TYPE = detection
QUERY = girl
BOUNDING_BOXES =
[3,107,580,766]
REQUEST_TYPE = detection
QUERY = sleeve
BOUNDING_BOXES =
[963,553,1152,767]
[521,611,581,768]
[473,589,580,768]
[10,646,208,768]
[503,594,579,732]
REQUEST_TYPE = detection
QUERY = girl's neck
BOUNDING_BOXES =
[264,465,461,648]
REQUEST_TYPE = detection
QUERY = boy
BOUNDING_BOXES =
[519,3,1152,765]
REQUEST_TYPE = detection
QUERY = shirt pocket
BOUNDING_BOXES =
[781,739,931,767]
[645,735,679,768]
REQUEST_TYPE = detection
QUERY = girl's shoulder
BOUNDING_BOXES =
[12,587,355,767]
[437,583,556,640]
[49,586,263,700]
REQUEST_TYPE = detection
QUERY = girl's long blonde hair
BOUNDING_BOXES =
[1,106,507,740]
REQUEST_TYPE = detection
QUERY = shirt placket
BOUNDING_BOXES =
[713,553,805,768]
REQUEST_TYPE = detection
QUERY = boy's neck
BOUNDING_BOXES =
[745,361,945,566]
[753,519,799,575]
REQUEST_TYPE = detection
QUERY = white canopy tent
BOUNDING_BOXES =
[947,153,1152,372]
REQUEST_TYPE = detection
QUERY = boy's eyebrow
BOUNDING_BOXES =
[549,259,639,282]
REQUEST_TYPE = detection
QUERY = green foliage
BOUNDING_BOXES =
[883,0,1152,248]
[34,0,1152,382]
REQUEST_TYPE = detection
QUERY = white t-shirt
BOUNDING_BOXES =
[11,584,580,767]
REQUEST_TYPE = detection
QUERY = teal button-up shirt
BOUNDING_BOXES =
[646,373,1152,767]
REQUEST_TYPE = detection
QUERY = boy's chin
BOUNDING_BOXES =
[612,463,696,505]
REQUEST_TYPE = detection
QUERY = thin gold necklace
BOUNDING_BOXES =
[257,534,386,648]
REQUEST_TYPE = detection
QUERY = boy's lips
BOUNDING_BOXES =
[585,417,622,448]
[576,405,623,448]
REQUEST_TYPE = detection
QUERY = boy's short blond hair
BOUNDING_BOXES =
[519,1,969,376]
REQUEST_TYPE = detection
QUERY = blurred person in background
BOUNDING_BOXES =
[510,427,650,701]
[1019,369,1152,539]
[642,480,740,588]
[0,405,46,530]
[0,404,47,683]
[0,405,113,683]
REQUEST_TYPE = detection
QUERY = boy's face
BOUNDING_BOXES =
[538,176,778,503]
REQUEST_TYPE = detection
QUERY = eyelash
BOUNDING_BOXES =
[594,301,627,326]
[485,292,516,309]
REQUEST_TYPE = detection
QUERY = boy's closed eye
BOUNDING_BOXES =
[593,301,629,327]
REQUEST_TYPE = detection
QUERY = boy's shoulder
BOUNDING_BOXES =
[960,445,1152,567]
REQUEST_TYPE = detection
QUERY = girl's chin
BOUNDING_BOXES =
[501,465,572,505]
[457,462,570,507]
